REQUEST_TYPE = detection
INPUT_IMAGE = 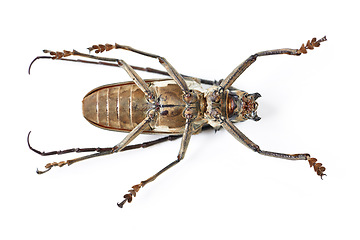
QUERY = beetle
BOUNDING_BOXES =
[28,36,327,207]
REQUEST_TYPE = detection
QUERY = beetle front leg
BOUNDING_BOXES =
[220,118,326,178]
[219,36,327,90]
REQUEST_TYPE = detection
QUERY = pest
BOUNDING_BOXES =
[28,36,327,208]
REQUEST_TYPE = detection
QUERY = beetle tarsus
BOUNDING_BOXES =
[118,183,143,208]
[297,36,327,54]
[42,49,74,60]
[88,43,115,54]
[307,157,326,179]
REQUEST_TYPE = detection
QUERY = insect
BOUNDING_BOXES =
[28,36,327,208]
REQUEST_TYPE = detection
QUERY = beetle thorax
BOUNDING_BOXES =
[204,86,261,128]
[204,86,227,128]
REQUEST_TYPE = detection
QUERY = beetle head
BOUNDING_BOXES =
[228,90,261,122]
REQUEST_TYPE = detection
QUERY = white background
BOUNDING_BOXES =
[1,1,359,239]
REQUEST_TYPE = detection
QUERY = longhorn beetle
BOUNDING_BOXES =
[28,36,327,208]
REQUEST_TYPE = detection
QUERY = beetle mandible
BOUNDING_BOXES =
[28,36,327,208]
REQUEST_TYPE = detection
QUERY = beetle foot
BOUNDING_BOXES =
[43,49,74,59]
[36,161,67,175]
[297,36,327,55]
[307,157,326,179]
[117,182,145,208]
[88,44,115,54]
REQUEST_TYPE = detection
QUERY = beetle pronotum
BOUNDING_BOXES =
[28,36,327,207]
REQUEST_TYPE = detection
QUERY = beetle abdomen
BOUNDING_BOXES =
[82,83,150,132]
[82,78,206,134]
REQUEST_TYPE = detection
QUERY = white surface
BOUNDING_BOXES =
[1,1,359,239]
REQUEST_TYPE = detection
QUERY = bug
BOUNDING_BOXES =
[28,36,327,208]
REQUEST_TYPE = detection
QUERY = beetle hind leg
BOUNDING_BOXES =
[36,151,113,174]
[117,159,180,208]
[118,117,195,208]
[88,43,191,94]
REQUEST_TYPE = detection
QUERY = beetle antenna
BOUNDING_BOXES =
[28,56,53,75]
[27,131,41,154]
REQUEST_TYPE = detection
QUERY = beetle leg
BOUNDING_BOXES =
[116,59,156,103]
[88,44,190,94]
[36,50,158,102]
[44,45,190,93]
[220,118,326,179]
[36,115,154,174]
[219,36,327,90]
[112,114,154,153]
[36,151,112,174]
[118,117,194,208]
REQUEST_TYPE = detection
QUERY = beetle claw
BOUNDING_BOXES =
[117,200,127,208]
[36,167,52,175]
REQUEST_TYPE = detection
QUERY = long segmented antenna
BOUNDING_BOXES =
[28,56,52,74]
[27,131,112,156]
